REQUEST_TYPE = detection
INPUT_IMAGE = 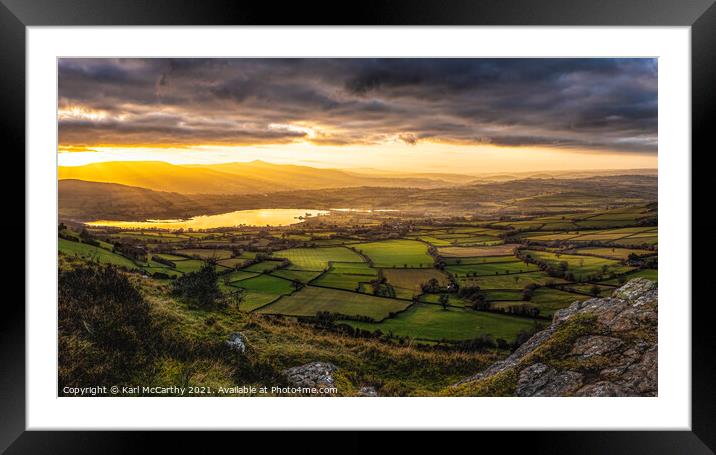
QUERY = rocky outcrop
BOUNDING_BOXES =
[449,278,657,397]
[226,332,248,353]
[358,386,378,397]
[282,362,338,389]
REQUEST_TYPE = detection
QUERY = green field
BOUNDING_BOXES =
[459,271,566,289]
[270,269,324,283]
[173,259,213,274]
[229,274,296,311]
[174,248,233,259]
[522,250,632,280]
[312,272,373,292]
[274,247,364,270]
[59,238,140,270]
[480,290,525,301]
[258,286,410,320]
[419,293,465,307]
[568,247,655,260]
[342,303,537,342]
[154,253,189,261]
[599,268,658,284]
[224,270,260,283]
[438,244,517,258]
[243,261,283,273]
[383,268,451,299]
[354,239,434,268]
[232,274,295,294]
[446,260,538,277]
[528,287,589,317]
[216,257,246,268]
[329,262,377,275]
[444,255,517,265]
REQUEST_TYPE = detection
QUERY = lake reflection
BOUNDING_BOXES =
[86,209,330,230]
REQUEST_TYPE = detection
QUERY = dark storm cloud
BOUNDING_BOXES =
[58,58,657,152]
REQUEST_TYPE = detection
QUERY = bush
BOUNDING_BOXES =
[171,260,221,307]
[58,265,152,389]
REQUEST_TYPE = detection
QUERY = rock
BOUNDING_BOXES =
[452,279,658,397]
[515,363,584,397]
[282,362,338,389]
[358,386,378,397]
[570,335,624,359]
[575,381,629,397]
[612,278,657,301]
[226,332,248,353]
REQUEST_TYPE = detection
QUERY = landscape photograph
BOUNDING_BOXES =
[58,58,658,397]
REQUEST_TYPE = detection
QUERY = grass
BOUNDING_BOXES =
[481,290,525,301]
[418,236,452,246]
[242,261,283,273]
[459,271,566,289]
[342,303,537,342]
[444,255,516,265]
[274,247,364,270]
[568,247,655,260]
[446,260,538,277]
[227,275,297,312]
[232,274,296,294]
[223,270,260,283]
[258,286,410,320]
[270,269,324,283]
[154,253,189,261]
[528,287,588,317]
[174,259,211,274]
[438,244,517,258]
[59,238,140,270]
[613,235,658,246]
[217,257,249,268]
[354,239,434,268]
[383,268,451,299]
[312,273,373,292]
[522,249,632,280]
[174,248,234,259]
[329,262,378,275]
[599,268,658,284]
[419,293,465,307]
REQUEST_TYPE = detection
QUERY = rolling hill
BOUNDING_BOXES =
[59,174,657,222]
[58,160,459,195]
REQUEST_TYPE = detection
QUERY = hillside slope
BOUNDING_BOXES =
[446,278,657,397]
[58,160,454,194]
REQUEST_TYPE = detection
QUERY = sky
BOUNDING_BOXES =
[58,58,658,173]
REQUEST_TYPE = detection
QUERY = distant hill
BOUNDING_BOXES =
[58,160,457,195]
[59,174,657,222]
[58,179,222,221]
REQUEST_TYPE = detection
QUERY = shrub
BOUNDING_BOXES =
[171,260,221,307]
[58,265,152,389]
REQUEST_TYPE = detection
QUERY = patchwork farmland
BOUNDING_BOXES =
[59,202,657,345]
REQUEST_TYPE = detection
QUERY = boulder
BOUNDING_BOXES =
[226,332,248,354]
[282,362,338,389]
[358,386,378,397]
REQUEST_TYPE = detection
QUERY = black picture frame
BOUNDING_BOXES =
[3,0,713,452]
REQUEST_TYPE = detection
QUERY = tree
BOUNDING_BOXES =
[439,294,449,310]
[171,260,221,307]
[589,285,601,297]
[421,278,440,293]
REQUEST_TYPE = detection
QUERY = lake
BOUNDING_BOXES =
[86,208,330,230]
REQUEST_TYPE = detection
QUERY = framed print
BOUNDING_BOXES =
[4,0,715,451]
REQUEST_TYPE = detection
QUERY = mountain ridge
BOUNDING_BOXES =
[58,160,458,195]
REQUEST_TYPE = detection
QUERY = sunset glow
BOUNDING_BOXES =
[58,58,657,174]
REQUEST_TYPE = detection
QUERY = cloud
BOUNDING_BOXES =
[58,58,657,153]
